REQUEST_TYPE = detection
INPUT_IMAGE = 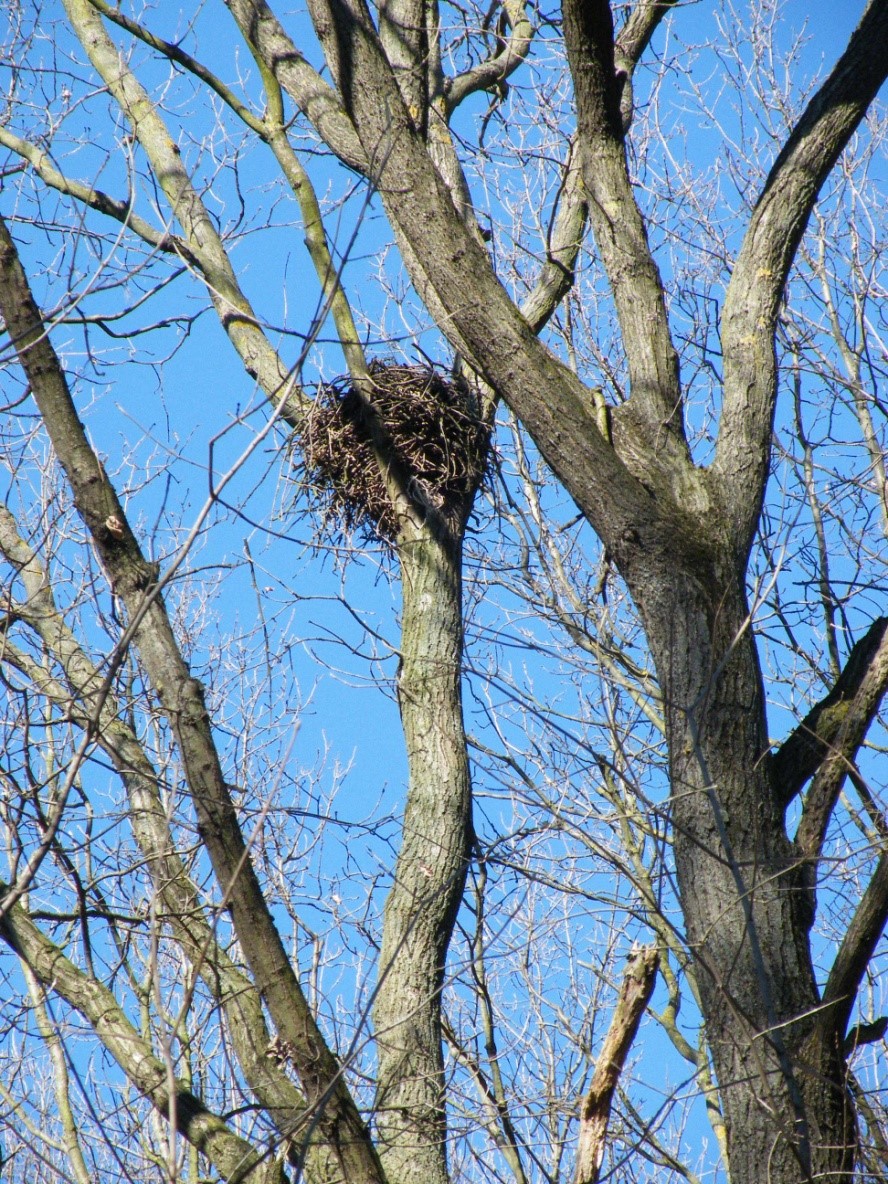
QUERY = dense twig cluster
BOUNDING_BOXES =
[300,361,490,542]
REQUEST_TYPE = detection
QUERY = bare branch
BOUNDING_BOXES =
[63,0,304,420]
[615,1,678,68]
[446,0,534,114]
[224,0,368,171]
[562,0,687,458]
[0,213,386,1184]
[716,0,888,552]
[84,0,369,382]
[614,1,680,132]
[19,965,92,1184]
[87,0,269,133]
[376,0,430,126]
[844,1016,888,1056]
[0,893,281,1184]
[792,619,888,859]
[823,850,888,1042]
[0,506,331,1171]
[520,140,589,334]
[573,945,659,1184]
[0,125,194,260]
[773,617,888,811]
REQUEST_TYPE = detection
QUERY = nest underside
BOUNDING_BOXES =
[300,362,490,543]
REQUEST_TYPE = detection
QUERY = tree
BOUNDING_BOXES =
[0,1,887,1183]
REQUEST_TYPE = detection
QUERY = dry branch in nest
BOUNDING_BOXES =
[299,361,490,544]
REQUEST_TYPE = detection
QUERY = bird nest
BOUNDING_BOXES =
[299,361,490,543]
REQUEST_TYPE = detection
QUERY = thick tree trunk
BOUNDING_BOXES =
[633,553,854,1184]
[373,522,473,1184]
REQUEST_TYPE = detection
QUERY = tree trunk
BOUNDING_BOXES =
[631,549,854,1184]
[373,521,473,1184]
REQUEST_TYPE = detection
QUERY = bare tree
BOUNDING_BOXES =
[1,2,887,1184]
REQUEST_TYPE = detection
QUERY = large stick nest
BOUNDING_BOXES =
[300,361,490,543]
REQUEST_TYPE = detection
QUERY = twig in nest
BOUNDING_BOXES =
[299,360,490,544]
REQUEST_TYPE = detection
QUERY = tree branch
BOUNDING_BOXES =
[0,213,386,1184]
[792,619,888,871]
[773,617,888,813]
[64,0,305,422]
[87,0,369,382]
[822,850,888,1043]
[0,125,194,261]
[844,1016,888,1057]
[446,0,534,114]
[716,0,888,553]
[614,1,680,133]
[0,894,280,1184]
[0,506,335,1176]
[615,1,678,68]
[520,139,588,334]
[376,0,430,128]
[224,0,367,171]
[297,0,686,571]
[442,1017,531,1184]
[88,0,269,132]
[562,0,688,462]
[19,965,92,1184]
[573,945,659,1184]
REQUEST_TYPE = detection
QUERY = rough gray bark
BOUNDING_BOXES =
[373,524,473,1184]
[289,0,888,1179]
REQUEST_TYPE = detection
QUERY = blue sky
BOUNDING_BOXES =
[1,2,886,1180]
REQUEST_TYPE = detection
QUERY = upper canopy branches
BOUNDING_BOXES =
[1,3,887,1183]
[716,0,888,555]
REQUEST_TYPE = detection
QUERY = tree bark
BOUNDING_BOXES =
[289,1,888,1177]
[11,1,887,1181]
[633,555,854,1184]
[573,946,659,1184]
[374,521,473,1184]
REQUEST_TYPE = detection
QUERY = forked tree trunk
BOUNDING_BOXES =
[305,0,888,1168]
